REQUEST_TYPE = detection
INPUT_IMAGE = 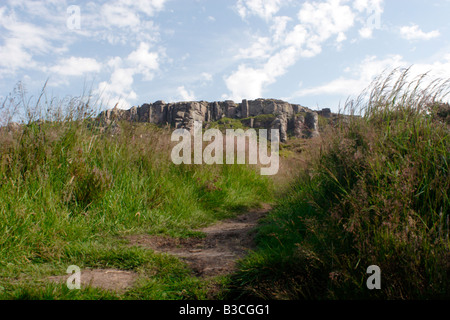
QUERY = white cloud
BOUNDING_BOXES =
[294,53,450,101]
[352,0,384,39]
[236,0,290,20]
[223,65,271,101]
[298,0,355,43]
[49,57,102,76]
[235,36,272,60]
[73,0,165,45]
[101,0,167,28]
[126,42,160,80]
[95,42,161,109]
[177,86,196,101]
[97,67,137,109]
[263,46,299,77]
[101,3,141,28]
[283,24,308,49]
[296,55,407,97]
[353,0,384,13]
[400,24,440,41]
[129,0,167,16]
[359,26,374,39]
[225,0,358,100]
[0,40,36,74]
[0,7,60,74]
[290,48,450,109]
[404,54,450,86]
[6,0,67,20]
[201,72,213,82]
[270,16,292,44]
[292,54,450,111]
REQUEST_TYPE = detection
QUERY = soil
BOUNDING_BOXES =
[46,204,271,292]
[126,204,271,277]
[47,269,138,293]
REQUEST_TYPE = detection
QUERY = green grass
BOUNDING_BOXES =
[2,68,449,300]
[0,87,273,299]
[208,114,277,131]
[227,68,450,300]
[208,117,248,130]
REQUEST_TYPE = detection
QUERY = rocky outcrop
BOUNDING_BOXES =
[98,99,323,142]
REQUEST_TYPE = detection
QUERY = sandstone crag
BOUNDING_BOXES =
[99,99,324,142]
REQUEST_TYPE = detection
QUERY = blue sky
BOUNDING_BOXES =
[1,0,449,115]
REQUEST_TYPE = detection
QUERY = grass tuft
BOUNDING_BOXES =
[228,68,450,300]
[0,82,272,299]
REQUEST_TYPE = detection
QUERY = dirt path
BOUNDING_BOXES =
[127,204,271,277]
[47,204,271,292]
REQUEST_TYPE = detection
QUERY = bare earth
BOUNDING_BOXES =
[127,204,271,277]
[47,204,270,292]
[48,269,138,293]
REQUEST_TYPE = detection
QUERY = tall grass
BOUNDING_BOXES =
[228,68,450,300]
[0,82,272,299]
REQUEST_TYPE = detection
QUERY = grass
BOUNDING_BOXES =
[226,68,450,300]
[1,68,449,300]
[208,117,248,130]
[0,84,273,300]
[208,114,277,131]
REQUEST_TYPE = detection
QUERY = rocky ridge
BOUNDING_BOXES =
[99,99,332,142]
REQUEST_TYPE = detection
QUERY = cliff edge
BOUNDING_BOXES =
[98,99,331,142]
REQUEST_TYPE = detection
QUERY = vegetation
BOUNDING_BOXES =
[208,114,277,132]
[0,84,272,299]
[208,117,247,130]
[1,68,449,300]
[227,69,450,299]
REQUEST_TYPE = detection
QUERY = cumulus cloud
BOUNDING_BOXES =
[235,36,273,60]
[0,0,166,79]
[0,6,61,74]
[296,55,406,98]
[353,0,384,13]
[49,57,102,76]
[236,0,290,20]
[223,65,271,100]
[68,0,166,45]
[225,0,359,101]
[354,0,383,36]
[400,24,440,41]
[294,53,450,105]
[101,0,167,28]
[97,67,137,109]
[270,16,292,44]
[96,42,160,109]
[359,26,374,39]
[126,42,160,80]
[298,0,355,42]
[101,3,141,28]
[224,46,300,101]
[177,86,196,101]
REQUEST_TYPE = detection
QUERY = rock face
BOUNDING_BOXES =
[98,98,323,142]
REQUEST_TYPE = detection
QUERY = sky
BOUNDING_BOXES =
[1,0,450,115]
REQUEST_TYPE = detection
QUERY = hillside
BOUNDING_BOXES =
[0,70,449,300]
